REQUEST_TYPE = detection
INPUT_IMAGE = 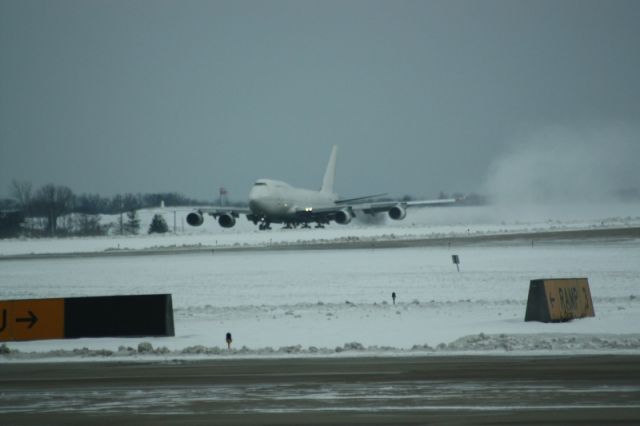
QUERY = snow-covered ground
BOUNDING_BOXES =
[1,203,639,361]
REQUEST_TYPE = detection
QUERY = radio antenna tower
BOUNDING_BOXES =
[219,187,228,206]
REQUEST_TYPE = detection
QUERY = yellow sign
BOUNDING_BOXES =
[526,278,595,322]
[0,299,65,342]
[544,278,595,321]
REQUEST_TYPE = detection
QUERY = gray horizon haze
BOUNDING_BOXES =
[1,0,639,203]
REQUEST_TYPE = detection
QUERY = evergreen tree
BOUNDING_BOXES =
[124,210,140,235]
[148,214,169,234]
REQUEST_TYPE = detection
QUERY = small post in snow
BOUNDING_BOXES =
[226,332,233,350]
[452,254,460,272]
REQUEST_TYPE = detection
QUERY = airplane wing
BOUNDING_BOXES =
[335,193,387,204]
[293,197,459,224]
[193,206,251,215]
[355,198,458,214]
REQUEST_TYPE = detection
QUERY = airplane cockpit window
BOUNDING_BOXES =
[254,182,267,186]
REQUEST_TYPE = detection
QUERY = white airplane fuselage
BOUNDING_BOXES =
[248,179,336,222]
[186,145,457,230]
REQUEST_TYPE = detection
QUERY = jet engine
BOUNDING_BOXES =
[218,213,236,228]
[335,209,353,225]
[388,205,407,220]
[186,211,204,226]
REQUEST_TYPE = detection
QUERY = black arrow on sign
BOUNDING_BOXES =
[16,311,38,329]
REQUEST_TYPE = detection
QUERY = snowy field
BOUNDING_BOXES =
[1,202,639,256]
[1,203,639,361]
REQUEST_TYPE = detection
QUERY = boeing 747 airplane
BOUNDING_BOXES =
[186,146,457,230]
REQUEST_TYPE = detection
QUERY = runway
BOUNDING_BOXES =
[2,226,639,260]
[2,355,639,425]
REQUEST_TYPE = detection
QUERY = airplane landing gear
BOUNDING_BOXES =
[258,222,272,230]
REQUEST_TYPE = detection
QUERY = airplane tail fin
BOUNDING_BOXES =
[321,145,338,194]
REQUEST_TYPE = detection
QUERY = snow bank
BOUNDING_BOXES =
[3,333,640,362]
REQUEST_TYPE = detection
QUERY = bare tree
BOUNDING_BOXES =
[74,213,108,236]
[75,193,110,215]
[31,184,74,235]
[122,193,142,211]
[10,179,32,212]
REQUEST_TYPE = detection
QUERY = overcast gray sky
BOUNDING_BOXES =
[1,0,639,201]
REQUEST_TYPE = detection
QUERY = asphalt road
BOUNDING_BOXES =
[2,355,640,425]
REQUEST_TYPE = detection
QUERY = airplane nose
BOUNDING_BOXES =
[248,189,266,213]
[249,197,263,213]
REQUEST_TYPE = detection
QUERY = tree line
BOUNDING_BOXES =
[1,179,495,239]
[0,180,213,238]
